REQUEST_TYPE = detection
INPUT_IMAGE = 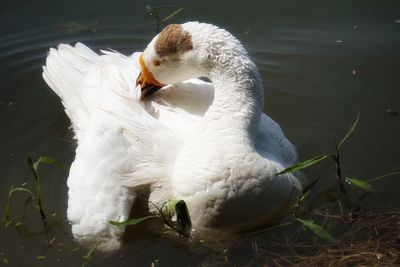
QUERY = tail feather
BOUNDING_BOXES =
[42,43,180,250]
[42,43,98,138]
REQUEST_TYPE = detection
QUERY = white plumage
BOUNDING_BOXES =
[42,22,302,251]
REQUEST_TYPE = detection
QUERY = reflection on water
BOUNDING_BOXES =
[1,0,400,265]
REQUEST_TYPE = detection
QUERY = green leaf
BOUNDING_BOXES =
[276,155,328,175]
[161,199,192,237]
[336,113,360,152]
[34,156,68,171]
[162,199,184,218]
[302,177,320,195]
[345,177,375,192]
[109,215,158,227]
[161,8,184,22]
[27,156,39,181]
[297,190,310,207]
[173,200,192,236]
[295,177,320,208]
[297,218,336,244]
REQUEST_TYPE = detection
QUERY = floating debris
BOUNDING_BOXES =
[151,259,159,267]
[386,108,398,116]
[336,40,343,43]
[59,20,98,34]
[161,8,184,23]
[48,237,56,245]
[352,69,357,76]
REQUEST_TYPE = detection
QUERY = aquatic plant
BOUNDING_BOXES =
[248,114,400,266]
[3,186,34,229]
[145,5,185,33]
[26,156,67,231]
[110,198,192,237]
[259,113,400,249]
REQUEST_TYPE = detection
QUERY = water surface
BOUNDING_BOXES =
[1,0,400,265]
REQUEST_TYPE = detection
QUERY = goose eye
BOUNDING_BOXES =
[153,59,161,67]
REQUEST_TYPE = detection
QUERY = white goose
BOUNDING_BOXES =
[43,22,302,251]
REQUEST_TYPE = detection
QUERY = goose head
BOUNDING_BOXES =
[137,22,222,96]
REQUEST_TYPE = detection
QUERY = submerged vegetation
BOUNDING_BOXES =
[110,198,192,237]
[145,5,185,33]
[3,156,66,235]
[247,114,400,266]
[2,114,400,266]
[249,210,400,266]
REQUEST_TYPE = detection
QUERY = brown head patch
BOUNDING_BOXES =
[155,24,193,57]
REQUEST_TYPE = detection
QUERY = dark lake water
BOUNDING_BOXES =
[1,0,400,265]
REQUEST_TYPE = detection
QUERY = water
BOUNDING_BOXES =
[1,0,400,265]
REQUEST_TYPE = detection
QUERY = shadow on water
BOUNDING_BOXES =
[1,0,400,265]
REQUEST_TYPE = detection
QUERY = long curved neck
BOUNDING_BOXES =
[202,33,264,144]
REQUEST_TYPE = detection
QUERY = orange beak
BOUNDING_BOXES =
[137,54,164,98]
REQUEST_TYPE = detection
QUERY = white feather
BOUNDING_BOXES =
[43,43,181,250]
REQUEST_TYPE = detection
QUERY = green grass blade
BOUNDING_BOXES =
[302,177,321,195]
[337,113,360,152]
[297,218,336,244]
[297,190,310,206]
[81,243,99,267]
[109,215,158,227]
[35,156,68,170]
[276,155,328,175]
[26,155,67,226]
[27,157,39,181]
[367,170,400,183]
[161,8,184,22]
[3,186,34,225]
[345,177,375,192]
[295,177,320,209]
[26,156,47,228]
